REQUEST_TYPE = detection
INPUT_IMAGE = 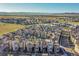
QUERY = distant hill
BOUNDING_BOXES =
[0,12,79,16]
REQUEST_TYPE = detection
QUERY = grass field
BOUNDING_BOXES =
[0,23,24,36]
[63,27,71,31]
[68,22,79,26]
[57,19,79,26]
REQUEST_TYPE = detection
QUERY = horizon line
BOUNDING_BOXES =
[0,11,79,13]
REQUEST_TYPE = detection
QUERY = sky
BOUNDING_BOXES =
[0,3,79,13]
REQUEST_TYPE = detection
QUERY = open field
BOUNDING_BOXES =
[0,23,24,36]
[57,19,79,25]
[68,22,79,26]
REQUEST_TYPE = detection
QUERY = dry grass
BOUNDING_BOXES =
[0,23,24,36]
[57,19,79,26]
[68,22,79,26]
